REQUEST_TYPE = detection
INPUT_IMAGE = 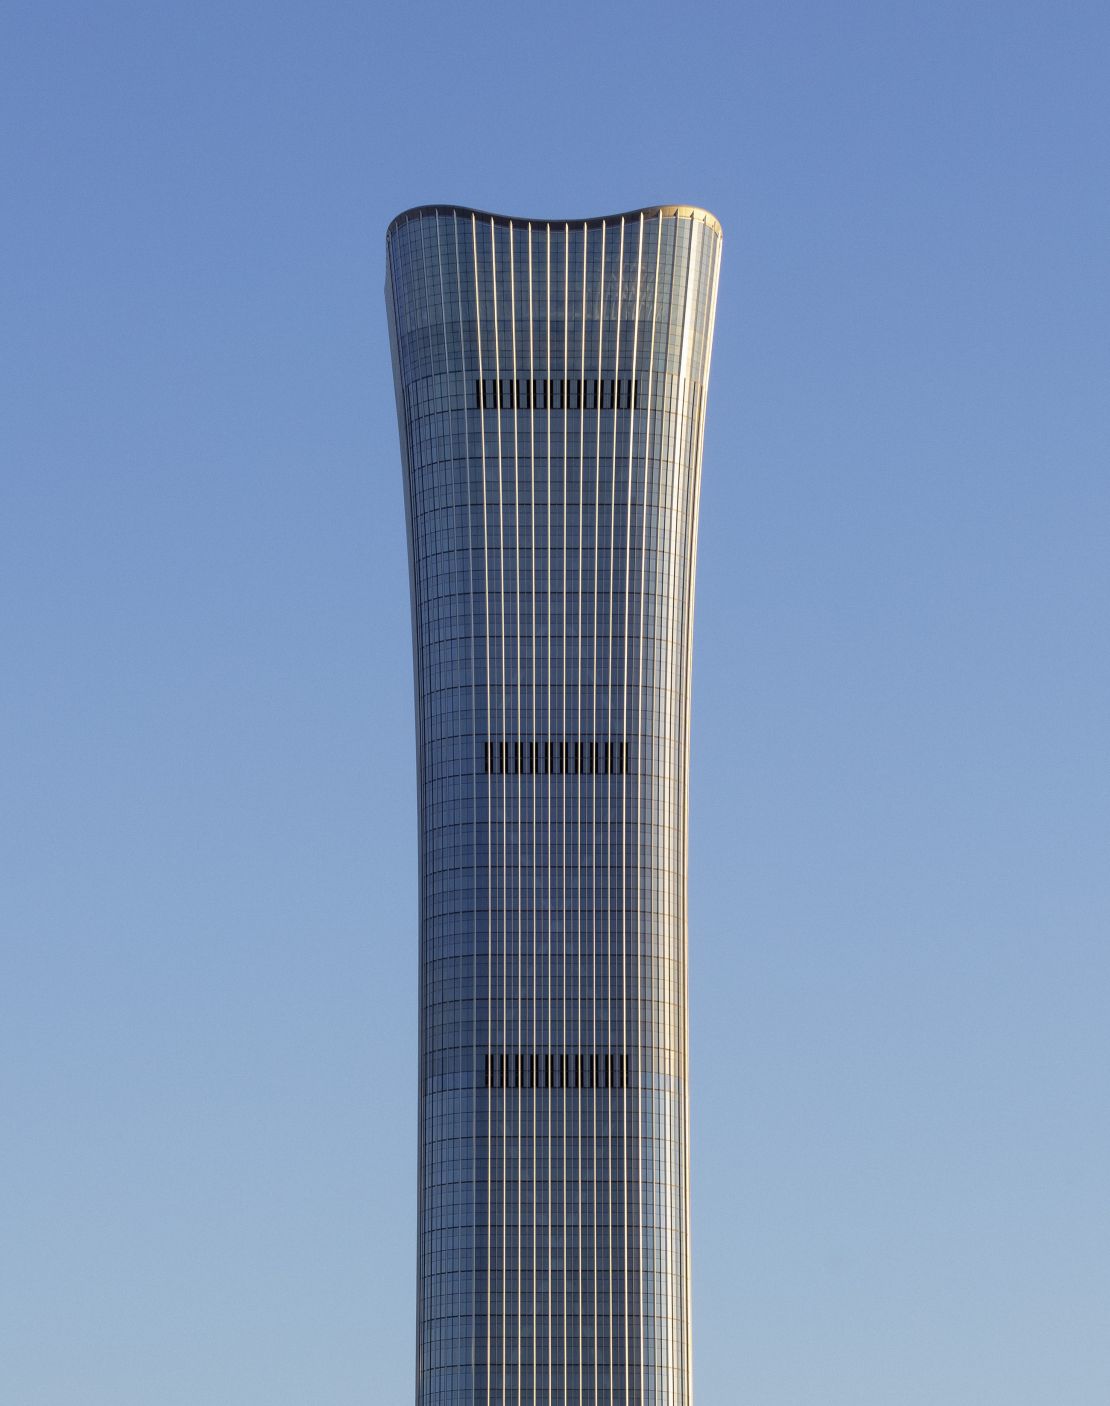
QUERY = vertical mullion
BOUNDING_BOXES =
[637,214,663,1406]
[414,215,436,1403]
[469,212,494,1406]
[590,217,607,1406]
[622,211,645,1404]
[448,209,482,1403]
[432,212,454,1406]
[576,218,588,1406]
[507,217,523,1406]
[659,213,697,1402]
[545,219,555,1406]
[605,215,626,1406]
[527,216,539,1406]
[672,217,700,1403]
[561,221,571,1406]
[488,212,510,1406]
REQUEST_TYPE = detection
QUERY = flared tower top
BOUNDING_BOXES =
[387,202,722,240]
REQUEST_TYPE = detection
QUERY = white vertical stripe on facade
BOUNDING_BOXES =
[575,219,587,1406]
[447,209,480,1401]
[520,213,534,1406]
[467,212,493,1406]
[506,219,521,1405]
[606,216,626,1406]
[591,218,605,1406]
[431,212,451,1397]
[540,219,548,1406]
[698,230,721,1399]
[623,211,645,1402]
[487,213,510,1406]
[675,217,701,1404]
[655,215,674,1401]
[414,215,434,1400]
[560,222,570,1406]
[662,215,684,1403]
[635,212,662,1406]
[661,213,690,1402]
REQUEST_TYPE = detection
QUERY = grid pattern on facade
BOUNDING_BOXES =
[387,203,721,1406]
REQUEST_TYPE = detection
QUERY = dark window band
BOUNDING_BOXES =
[483,1052,628,1090]
[475,377,640,411]
[482,739,629,775]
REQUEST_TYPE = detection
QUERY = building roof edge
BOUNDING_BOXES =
[386,203,723,240]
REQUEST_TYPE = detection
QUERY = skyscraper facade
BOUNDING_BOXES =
[387,203,721,1406]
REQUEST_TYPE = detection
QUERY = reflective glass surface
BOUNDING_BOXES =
[387,205,722,1406]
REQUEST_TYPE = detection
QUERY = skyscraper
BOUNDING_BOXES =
[387,203,721,1406]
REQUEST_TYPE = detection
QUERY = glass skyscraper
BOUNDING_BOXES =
[387,203,722,1406]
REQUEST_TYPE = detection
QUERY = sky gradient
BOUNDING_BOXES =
[2,2,1108,1402]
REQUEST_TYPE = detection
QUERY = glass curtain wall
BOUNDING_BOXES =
[387,204,722,1406]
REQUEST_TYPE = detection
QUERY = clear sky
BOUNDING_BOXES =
[2,2,1108,1402]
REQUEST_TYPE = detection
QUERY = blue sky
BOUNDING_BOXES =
[2,2,1108,1402]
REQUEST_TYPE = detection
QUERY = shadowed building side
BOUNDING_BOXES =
[387,203,721,1406]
